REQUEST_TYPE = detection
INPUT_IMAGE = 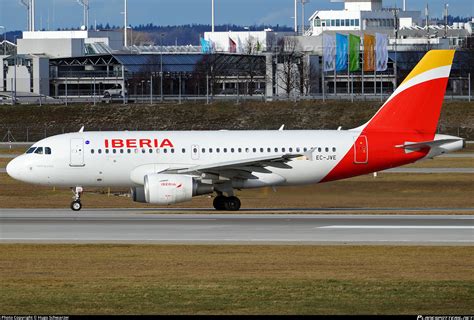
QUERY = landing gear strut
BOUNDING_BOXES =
[70,186,83,211]
[213,195,241,211]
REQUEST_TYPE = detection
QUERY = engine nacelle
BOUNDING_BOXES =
[141,174,213,205]
[131,186,147,203]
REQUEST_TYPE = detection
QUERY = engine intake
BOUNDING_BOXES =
[132,174,213,205]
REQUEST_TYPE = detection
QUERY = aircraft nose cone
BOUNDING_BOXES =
[6,158,22,180]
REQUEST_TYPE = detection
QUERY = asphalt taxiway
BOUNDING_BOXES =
[0,209,472,245]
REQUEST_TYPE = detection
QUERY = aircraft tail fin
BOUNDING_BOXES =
[356,50,455,137]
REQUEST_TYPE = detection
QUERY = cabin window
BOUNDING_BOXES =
[216,148,220,153]
[120,149,124,154]
[267,147,271,152]
[149,149,153,154]
[171,149,175,154]
[163,149,168,154]
[318,148,322,152]
[260,148,264,152]
[91,149,95,154]
[231,148,235,153]
[333,147,336,152]
[127,149,131,154]
[238,148,242,153]
[209,148,213,153]
[274,147,278,152]
[105,149,109,154]
[304,147,308,152]
[182,148,186,153]
[98,149,102,154]
[325,147,329,152]
[113,149,117,154]
[224,148,228,153]
[141,149,146,154]
[296,147,301,152]
[202,148,206,153]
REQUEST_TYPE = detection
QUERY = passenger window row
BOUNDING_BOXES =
[89,147,338,155]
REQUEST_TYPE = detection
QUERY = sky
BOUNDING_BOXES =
[0,0,472,32]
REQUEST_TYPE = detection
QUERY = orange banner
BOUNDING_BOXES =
[363,34,375,72]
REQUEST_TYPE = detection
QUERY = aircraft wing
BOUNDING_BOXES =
[165,154,302,179]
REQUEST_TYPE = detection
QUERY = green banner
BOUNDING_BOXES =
[349,34,361,72]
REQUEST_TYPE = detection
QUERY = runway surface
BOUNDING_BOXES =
[1,209,472,245]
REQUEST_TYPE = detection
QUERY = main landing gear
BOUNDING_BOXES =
[70,186,83,211]
[213,195,241,211]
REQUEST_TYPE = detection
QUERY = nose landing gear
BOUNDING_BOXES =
[70,186,83,211]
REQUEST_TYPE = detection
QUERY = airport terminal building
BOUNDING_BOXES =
[0,0,472,103]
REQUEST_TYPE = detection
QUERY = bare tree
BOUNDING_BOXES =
[298,54,317,96]
[277,37,303,98]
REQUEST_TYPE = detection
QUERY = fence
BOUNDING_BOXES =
[1,74,472,105]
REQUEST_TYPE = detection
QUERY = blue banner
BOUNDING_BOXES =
[336,33,348,72]
[200,37,211,53]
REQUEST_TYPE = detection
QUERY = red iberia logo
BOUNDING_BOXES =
[104,138,174,148]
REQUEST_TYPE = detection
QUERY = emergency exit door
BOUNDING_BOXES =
[70,138,85,167]
[354,135,368,164]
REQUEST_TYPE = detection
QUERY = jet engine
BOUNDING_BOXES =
[132,174,213,205]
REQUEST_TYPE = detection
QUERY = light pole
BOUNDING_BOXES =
[301,0,309,36]
[211,0,215,33]
[13,35,18,105]
[160,33,164,102]
[0,26,6,56]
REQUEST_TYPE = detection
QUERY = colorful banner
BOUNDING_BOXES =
[322,33,336,72]
[363,34,375,72]
[375,33,388,71]
[336,33,348,72]
[229,37,237,53]
[349,34,361,72]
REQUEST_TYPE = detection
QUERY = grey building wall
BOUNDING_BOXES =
[33,56,50,96]
[17,38,84,58]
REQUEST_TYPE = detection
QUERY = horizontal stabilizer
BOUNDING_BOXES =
[395,138,462,150]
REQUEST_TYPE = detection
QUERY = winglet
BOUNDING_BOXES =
[279,125,285,131]
[79,126,85,133]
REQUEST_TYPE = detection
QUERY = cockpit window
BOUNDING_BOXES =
[45,147,52,155]
[34,147,44,154]
[26,147,36,154]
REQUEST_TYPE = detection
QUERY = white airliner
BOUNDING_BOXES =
[6,50,465,211]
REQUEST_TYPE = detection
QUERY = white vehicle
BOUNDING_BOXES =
[103,86,127,98]
[6,50,465,211]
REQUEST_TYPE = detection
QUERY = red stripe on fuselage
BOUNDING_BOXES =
[321,78,448,183]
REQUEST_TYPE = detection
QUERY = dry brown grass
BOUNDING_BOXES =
[405,157,474,168]
[0,172,473,210]
[0,244,472,314]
